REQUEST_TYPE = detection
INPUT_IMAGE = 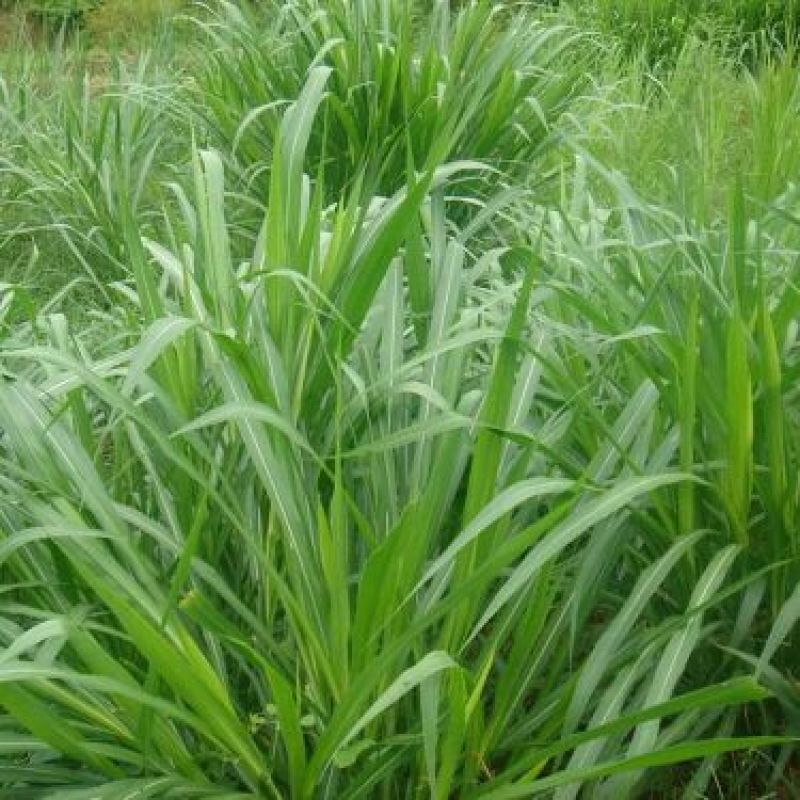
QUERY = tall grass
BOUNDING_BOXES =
[581,35,800,223]
[0,1,798,797]
[562,0,800,67]
[195,0,585,202]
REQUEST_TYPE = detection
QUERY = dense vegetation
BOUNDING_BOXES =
[564,0,800,65]
[0,1,798,797]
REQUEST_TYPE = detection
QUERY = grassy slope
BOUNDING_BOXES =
[0,1,798,797]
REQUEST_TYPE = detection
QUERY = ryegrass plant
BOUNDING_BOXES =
[0,42,191,305]
[195,0,585,201]
[569,37,800,256]
[0,91,776,797]
[0,1,798,797]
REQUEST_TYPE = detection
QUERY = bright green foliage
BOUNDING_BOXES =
[582,37,800,220]
[0,1,798,798]
[197,0,584,200]
[562,0,800,66]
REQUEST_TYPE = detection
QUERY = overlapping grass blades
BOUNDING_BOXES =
[197,0,584,199]
[0,0,798,797]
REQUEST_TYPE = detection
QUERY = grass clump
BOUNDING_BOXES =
[196,0,585,201]
[0,1,798,797]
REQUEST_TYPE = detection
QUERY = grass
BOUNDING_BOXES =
[0,0,798,797]
[559,0,800,67]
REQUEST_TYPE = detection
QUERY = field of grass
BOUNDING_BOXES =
[0,1,798,797]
